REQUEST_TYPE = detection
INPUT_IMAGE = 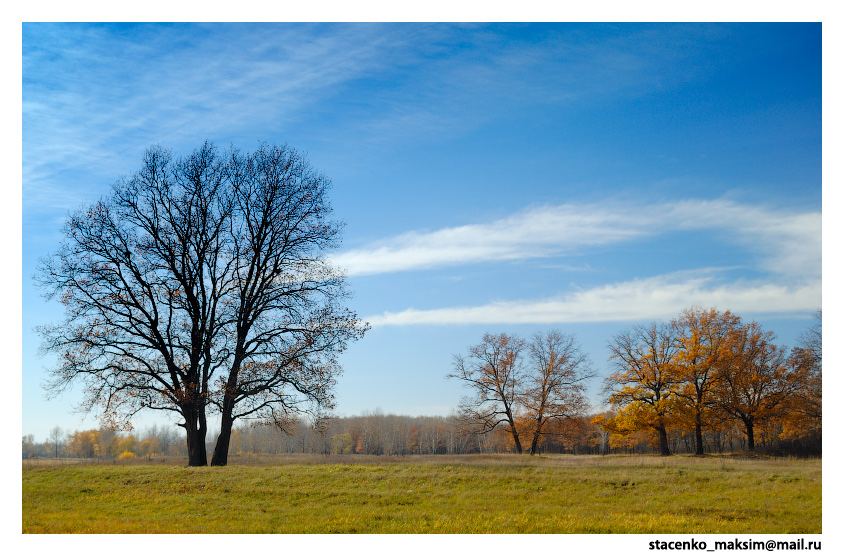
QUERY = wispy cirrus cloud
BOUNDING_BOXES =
[365,272,821,326]
[335,199,821,280]
[22,23,413,212]
[22,23,742,214]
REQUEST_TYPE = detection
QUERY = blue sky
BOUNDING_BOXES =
[21,22,823,441]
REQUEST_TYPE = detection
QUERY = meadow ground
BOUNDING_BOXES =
[22,453,821,534]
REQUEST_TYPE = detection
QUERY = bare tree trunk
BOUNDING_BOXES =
[211,354,243,466]
[694,411,705,455]
[745,420,755,452]
[656,424,671,456]
[529,421,542,456]
[184,410,208,467]
[211,408,234,466]
[508,415,523,454]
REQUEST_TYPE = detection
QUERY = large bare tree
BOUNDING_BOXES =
[208,144,367,466]
[37,142,367,466]
[37,143,231,465]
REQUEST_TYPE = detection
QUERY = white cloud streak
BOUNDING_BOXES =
[345,199,821,327]
[365,273,821,326]
[662,200,821,277]
[335,199,821,280]
[335,204,651,274]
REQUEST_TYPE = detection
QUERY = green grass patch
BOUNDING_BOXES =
[22,454,821,533]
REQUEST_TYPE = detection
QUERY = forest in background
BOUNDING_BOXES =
[25,307,821,461]
[22,404,820,461]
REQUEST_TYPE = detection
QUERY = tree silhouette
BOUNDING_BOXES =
[37,142,367,466]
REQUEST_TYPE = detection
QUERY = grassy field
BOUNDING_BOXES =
[22,453,821,534]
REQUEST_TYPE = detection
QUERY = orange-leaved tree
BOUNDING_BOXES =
[670,307,741,455]
[716,321,803,451]
[780,310,821,446]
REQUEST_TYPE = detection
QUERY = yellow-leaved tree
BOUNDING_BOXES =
[603,321,680,455]
[670,307,741,455]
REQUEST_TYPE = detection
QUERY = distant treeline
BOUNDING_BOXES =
[23,407,820,461]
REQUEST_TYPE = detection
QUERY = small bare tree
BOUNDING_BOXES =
[449,333,526,453]
[48,426,63,459]
[522,330,594,455]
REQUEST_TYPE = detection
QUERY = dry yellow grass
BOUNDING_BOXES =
[22,453,821,533]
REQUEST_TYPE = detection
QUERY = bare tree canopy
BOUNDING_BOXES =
[449,330,594,455]
[36,141,368,466]
[449,333,526,453]
[522,330,594,455]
